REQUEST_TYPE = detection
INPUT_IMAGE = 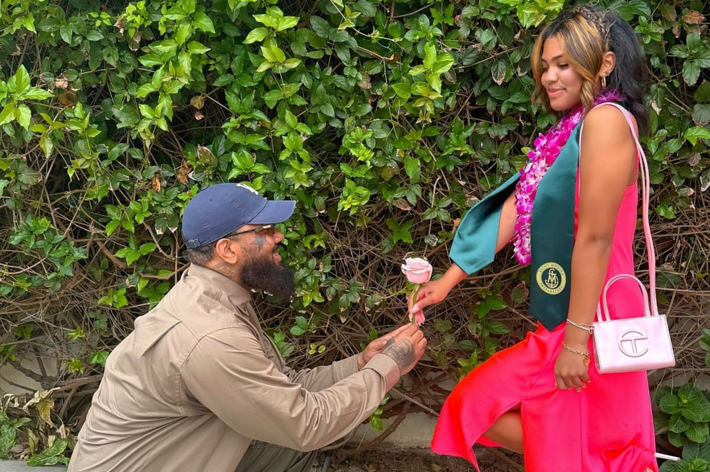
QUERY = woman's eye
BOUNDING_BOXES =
[558,63,569,69]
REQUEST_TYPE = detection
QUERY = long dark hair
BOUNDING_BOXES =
[531,6,650,135]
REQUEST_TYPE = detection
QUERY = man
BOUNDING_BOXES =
[69,183,427,472]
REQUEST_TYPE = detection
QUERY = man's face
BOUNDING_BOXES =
[230,225,295,298]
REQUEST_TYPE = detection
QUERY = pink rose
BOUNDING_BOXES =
[401,258,433,284]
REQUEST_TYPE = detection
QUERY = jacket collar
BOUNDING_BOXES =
[184,263,252,308]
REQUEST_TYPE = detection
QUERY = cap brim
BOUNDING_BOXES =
[249,200,296,225]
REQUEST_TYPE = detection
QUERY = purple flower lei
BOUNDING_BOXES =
[512,89,624,265]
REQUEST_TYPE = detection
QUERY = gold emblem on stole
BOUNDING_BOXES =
[536,262,566,295]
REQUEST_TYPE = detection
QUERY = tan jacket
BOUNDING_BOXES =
[68,264,399,472]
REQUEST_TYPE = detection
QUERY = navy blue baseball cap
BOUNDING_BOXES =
[182,183,296,249]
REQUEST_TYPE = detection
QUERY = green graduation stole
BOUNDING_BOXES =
[450,123,582,331]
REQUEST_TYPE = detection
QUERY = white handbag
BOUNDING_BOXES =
[591,104,676,374]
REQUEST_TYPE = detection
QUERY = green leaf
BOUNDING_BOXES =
[87,30,104,41]
[485,296,507,310]
[40,135,54,158]
[695,81,710,103]
[275,16,299,32]
[244,27,269,44]
[660,394,682,414]
[681,401,708,422]
[24,88,54,100]
[270,44,286,63]
[0,104,16,126]
[187,41,210,54]
[310,16,331,38]
[14,65,31,95]
[60,24,72,44]
[683,61,701,86]
[175,23,192,44]
[685,421,710,444]
[285,110,298,128]
[193,11,215,34]
[26,439,69,466]
[105,220,120,237]
[684,126,710,145]
[423,43,437,70]
[90,350,109,367]
[139,243,157,255]
[610,0,651,21]
[321,103,335,118]
[139,54,164,67]
[431,53,454,75]
[403,156,420,182]
[693,104,710,126]
[392,83,411,100]
[669,412,690,433]
[488,321,510,335]
[15,104,32,129]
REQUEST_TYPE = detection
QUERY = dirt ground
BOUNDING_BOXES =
[314,447,524,472]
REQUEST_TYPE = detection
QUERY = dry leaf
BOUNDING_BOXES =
[151,175,161,192]
[683,10,704,24]
[195,111,204,121]
[22,388,59,427]
[114,19,125,35]
[57,90,77,107]
[36,398,55,427]
[197,145,215,165]
[54,76,69,89]
[392,199,412,211]
[190,95,205,110]
[177,162,191,185]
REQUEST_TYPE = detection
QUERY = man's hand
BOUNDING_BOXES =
[357,325,414,370]
[380,324,427,376]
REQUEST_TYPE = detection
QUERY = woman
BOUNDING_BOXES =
[411,6,657,472]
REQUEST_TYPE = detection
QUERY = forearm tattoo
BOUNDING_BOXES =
[382,338,416,373]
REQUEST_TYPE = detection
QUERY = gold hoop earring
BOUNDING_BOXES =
[602,75,607,89]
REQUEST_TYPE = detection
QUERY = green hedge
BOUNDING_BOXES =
[1,0,709,465]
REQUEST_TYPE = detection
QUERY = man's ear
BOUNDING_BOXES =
[213,238,240,265]
[599,51,616,81]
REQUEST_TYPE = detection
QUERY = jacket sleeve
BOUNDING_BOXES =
[180,327,399,451]
[282,355,360,392]
[450,173,520,274]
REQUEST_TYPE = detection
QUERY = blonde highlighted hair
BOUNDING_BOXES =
[531,7,609,111]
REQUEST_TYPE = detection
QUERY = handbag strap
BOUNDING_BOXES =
[587,103,659,322]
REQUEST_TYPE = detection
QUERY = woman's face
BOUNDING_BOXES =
[540,36,584,112]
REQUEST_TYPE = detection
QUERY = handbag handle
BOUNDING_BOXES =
[591,103,659,322]
[597,274,651,322]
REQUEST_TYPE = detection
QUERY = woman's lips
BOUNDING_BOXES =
[547,89,564,98]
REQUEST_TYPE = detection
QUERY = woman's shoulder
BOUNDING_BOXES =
[582,104,635,142]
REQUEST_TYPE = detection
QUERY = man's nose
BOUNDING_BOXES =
[274,229,284,243]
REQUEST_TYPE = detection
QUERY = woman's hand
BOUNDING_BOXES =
[554,341,591,391]
[407,277,453,324]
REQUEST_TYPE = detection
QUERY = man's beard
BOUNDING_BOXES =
[239,253,295,299]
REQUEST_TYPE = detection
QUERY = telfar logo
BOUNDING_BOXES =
[618,330,649,358]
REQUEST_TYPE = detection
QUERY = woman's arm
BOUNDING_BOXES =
[409,191,517,316]
[555,105,637,389]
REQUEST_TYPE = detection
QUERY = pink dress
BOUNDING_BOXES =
[431,109,658,472]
